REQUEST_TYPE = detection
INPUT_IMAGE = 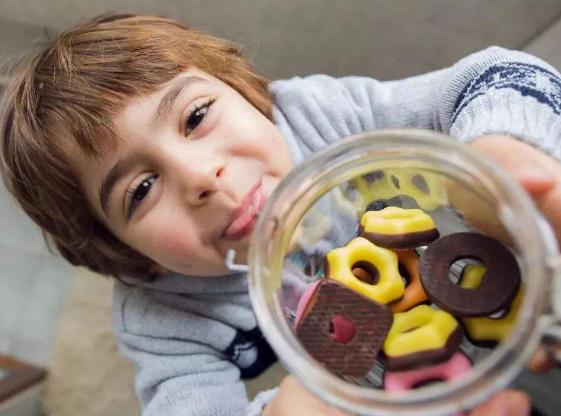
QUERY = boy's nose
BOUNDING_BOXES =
[183,160,225,207]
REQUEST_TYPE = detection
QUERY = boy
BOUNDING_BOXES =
[1,13,560,416]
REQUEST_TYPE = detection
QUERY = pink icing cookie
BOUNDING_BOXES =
[295,280,358,343]
[295,279,322,327]
[383,352,471,392]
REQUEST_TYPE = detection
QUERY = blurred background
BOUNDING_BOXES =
[0,1,560,415]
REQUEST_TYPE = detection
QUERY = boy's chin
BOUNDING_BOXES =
[155,246,251,277]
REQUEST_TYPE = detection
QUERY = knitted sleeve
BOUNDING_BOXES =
[270,46,561,162]
[112,282,258,416]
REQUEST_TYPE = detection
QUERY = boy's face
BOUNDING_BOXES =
[76,69,293,276]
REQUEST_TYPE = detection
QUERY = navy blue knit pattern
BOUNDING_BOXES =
[224,326,277,379]
[452,62,561,124]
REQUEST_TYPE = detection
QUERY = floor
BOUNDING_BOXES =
[0,2,560,415]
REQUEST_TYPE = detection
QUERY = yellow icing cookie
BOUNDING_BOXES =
[350,169,447,213]
[383,305,462,370]
[360,207,439,248]
[325,237,404,304]
[459,264,523,343]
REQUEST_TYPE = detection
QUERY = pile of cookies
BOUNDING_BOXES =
[294,206,522,392]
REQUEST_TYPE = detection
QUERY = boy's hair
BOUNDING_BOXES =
[0,14,272,280]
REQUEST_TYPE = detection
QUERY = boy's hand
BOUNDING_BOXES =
[263,376,530,415]
[470,134,561,243]
[470,134,561,375]
[262,376,350,416]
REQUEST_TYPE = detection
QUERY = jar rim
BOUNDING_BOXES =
[248,129,555,415]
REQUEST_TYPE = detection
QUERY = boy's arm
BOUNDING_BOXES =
[112,282,274,416]
[117,337,249,415]
[271,46,561,161]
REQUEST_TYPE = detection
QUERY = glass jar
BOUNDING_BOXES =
[246,129,561,415]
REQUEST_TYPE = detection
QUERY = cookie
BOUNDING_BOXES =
[420,232,520,317]
[295,279,393,377]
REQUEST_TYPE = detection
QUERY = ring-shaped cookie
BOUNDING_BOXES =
[350,171,393,214]
[295,279,393,376]
[390,249,428,313]
[383,352,471,392]
[382,305,463,371]
[420,232,521,317]
[351,169,446,212]
[325,237,404,304]
[351,171,407,215]
[386,169,447,211]
[360,207,439,249]
[459,264,524,343]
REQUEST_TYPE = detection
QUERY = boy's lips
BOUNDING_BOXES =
[222,182,267,241]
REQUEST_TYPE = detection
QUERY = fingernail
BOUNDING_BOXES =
[513,167,556,195]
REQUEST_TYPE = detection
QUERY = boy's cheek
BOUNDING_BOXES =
[140,224,203,271]
[156,231,192,260]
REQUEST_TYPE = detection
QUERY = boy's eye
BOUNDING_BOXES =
[127,175,158,217]
[185,98,215,135]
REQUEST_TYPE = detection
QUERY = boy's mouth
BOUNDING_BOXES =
[222,181,267,241]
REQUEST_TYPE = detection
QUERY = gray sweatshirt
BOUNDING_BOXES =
[112,47,561,415]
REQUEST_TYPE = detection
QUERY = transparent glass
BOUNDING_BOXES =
[248,129,560,415]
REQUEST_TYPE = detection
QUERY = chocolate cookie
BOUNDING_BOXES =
[420,232,521,317]
[295,279,393,377]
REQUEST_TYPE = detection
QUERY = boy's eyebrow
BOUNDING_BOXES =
[155,76,208,122]
[99,156,136,216]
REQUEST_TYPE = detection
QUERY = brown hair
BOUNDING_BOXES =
[0,13,272,280]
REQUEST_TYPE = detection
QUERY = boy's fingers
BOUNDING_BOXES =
[468,390,530,416]
[512,168,556,196]
[276,376,351,416]
[470,135,561,178]
[512,167,561,243]
[530,182,561,243]
[471,135,561,242]
[527,346,557,373]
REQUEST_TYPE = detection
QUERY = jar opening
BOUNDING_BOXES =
[248,130,553,415]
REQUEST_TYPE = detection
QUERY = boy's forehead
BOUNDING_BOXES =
[63,131,115,182]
